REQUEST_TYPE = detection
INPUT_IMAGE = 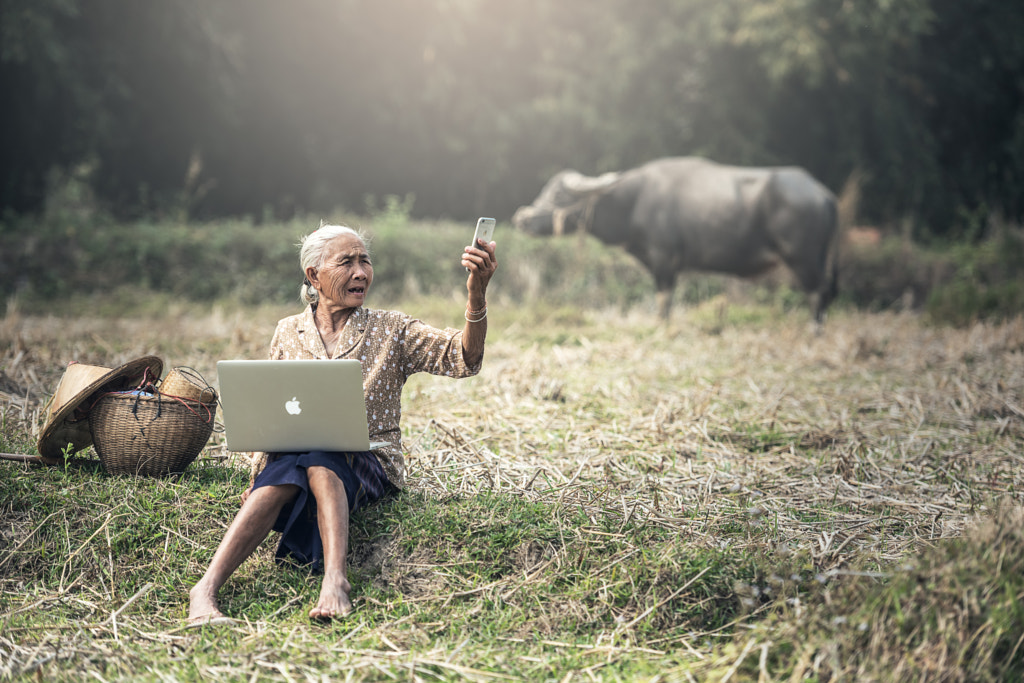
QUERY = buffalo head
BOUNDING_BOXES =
[512,170,620,236]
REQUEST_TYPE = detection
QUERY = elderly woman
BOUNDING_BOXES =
[188,223,497,624]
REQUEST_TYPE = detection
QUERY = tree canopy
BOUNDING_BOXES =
[1,0,1021,235]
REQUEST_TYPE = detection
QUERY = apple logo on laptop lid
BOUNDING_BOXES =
[285,397,302,415]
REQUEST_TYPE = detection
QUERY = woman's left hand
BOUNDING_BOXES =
[462,238,498,296]
[460,239,496,366]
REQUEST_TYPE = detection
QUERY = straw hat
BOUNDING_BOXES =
[36,356,164,464]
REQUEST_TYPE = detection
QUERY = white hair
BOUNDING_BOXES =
[298,223,370,305]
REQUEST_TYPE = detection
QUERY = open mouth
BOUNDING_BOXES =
[348,286,365,295]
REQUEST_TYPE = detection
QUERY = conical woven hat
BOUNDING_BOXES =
[36,356,164,463]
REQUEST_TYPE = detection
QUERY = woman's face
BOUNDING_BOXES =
[308,234,373,310]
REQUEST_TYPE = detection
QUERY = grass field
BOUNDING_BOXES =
[2,297,1024,681]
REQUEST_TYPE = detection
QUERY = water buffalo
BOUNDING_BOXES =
[512,157,839,323]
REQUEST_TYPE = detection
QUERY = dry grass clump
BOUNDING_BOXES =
[405,305,1024,564]
[689,502,1024,682]
[839,502,1024,681]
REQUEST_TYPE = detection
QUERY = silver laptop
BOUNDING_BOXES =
[216,359,388,452]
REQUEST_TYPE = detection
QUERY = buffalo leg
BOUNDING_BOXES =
[656,291,672,320]
[654,272,677,321]
[789,261,832,327]
[810,267,837,327]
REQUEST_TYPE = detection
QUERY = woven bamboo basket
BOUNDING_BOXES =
[90,390,216,477]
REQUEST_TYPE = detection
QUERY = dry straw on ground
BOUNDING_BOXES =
[4,301,1024,566]
[402,305,1024,565]
[2,300,1023,679]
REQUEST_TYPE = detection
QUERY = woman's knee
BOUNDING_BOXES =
[306,465,341,485]
[250,482,300,507]
[306,466,348,501]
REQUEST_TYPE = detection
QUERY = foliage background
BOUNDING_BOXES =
[1,0,1022,238]
[4,204,1024,327]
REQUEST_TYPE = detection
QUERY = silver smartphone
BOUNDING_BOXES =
[466,217,495,271]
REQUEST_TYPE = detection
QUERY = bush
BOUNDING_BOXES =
[837,233,953,312]
[925,229,1024,326]
[6,209,1023,325]
[832,225,1024,325]
[0,208,659,315]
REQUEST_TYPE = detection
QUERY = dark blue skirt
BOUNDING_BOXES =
[251,450,391,573]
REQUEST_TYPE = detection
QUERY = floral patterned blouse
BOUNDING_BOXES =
[249,305,481,489]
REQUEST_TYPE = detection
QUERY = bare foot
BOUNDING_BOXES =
[188,581,229,625]
[309,572,353,621]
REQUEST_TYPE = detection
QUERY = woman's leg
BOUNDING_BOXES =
[306,465,352,619]
[188,483,299,622]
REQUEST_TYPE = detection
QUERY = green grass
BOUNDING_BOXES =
[0,460,753,680]
[3,254,1024,679]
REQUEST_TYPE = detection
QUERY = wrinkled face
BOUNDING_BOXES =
[308,234,373,309]
[511,171,581,236]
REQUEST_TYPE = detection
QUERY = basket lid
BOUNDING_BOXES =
[36,356,164,463]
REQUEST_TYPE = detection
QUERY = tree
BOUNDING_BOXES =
[1,0,1021,234]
